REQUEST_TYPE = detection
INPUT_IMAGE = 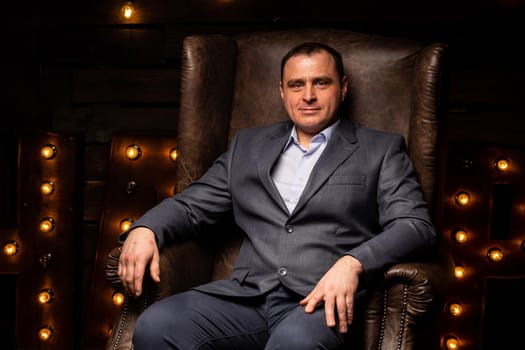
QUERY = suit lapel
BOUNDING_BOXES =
[256,122,292,214]
[291,118,359,216]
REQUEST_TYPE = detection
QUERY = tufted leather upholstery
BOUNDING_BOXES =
[104,28,453,350]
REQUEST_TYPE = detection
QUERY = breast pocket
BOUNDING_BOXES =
[328,175,367,187]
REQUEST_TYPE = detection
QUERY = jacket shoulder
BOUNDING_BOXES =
[354,123,406,145]
[235,120,291,139]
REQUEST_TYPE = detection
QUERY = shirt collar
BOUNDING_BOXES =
[284,118,340,151]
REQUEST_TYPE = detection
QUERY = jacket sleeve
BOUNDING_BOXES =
[347,134,437,282]
[120,134,239,248]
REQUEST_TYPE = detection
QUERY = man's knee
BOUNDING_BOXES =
[133,305,167,347]
[266,328,341,350]
[266,310,344,350]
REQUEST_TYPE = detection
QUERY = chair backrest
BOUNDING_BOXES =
[176,28,446,213]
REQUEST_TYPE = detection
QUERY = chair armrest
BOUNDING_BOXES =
[104,241,215,350]
[362,248,453,350]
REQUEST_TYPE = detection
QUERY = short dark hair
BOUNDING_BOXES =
[280,42,345,82]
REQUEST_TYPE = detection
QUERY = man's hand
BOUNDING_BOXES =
[299,255,363,333]
[118,227,160,297]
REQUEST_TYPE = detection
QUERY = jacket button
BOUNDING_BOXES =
[278,267,287,276]
[285,225,294,233]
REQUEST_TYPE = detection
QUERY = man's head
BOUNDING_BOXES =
[280,42,345,83]
[280,43,348,146]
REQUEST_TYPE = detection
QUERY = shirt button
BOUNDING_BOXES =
[285,225,294,233]
[278,267,288,276]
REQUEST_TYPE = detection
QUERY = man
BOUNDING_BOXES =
[118,42,436,349]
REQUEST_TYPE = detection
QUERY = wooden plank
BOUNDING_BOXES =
[84,143,110,180]
[36,0,281,25]
[72,68,180,104]
[83,180,105,222]
[39,27,165,65]
[53,105,179,143]
[446,109,525,144]
[0,131,18,227]
[111,0,281,24]
[164,23,270,59]
[449,69,525,106]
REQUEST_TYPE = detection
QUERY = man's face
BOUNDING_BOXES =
[280,50,348,143]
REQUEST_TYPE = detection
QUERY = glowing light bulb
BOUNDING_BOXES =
[3,241,19,256]
[38,326,54,341]
[121,1,135,19]
[494,157,510,171]
[453,229,468,243]
[38,289,54,304]
[113,292,125,306]
[120,218,133,232]
[455,192,470,206]
[125,144,142,160]
[454,265,465,279]
[169,148,178,162]
[40,181,55,195]
[39,217,55,233]
[487,247,503,262]
[447,302,463,316]
[445,336,459,350]
[41,144,57,159]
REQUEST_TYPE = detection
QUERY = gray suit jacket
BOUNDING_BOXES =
[129,117,436,297]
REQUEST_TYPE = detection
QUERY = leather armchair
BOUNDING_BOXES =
[105,28,453,350]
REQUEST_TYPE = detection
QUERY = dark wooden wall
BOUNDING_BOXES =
[1,0,524,349]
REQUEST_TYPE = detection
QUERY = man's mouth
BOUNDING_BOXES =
[299,107,321,114]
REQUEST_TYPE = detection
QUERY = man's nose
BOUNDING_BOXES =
[303,84,316,101]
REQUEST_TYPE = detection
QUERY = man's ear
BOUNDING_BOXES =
[279,81,284,99]
[341,76,349,101]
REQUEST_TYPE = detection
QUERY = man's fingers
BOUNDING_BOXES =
[336,295,349,333]
[149,250,161,283]
[119,254,134,293]
[346,294,354,325]
[132,260,147,296]
[118,260,125,287]
[302,291,323,313]
[324,296,336,328]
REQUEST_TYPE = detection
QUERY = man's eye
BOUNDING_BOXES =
[291,82,303,89]
[315,80,330,87]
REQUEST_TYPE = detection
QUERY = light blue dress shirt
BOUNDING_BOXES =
[271,119,339,213]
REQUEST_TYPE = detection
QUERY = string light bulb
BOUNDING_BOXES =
[453,229,468,243]
[113,292,125,306]
[38,289,55,304]
[445,336,459,350]
[169,148,178,162]
[3,240,19,256]
[447,302,463,317]
[487,247,503,262]
[39,253,53,269]
[455,191,471,206]
[120,218,133,232]
[38,326,54,341]
[41,144,57,159]
[125,144,142,160]
[121,1,135,19]
[454,265,465,279]
[494,157,510,171]
[39,217,56,233]
[40,181,55,195]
